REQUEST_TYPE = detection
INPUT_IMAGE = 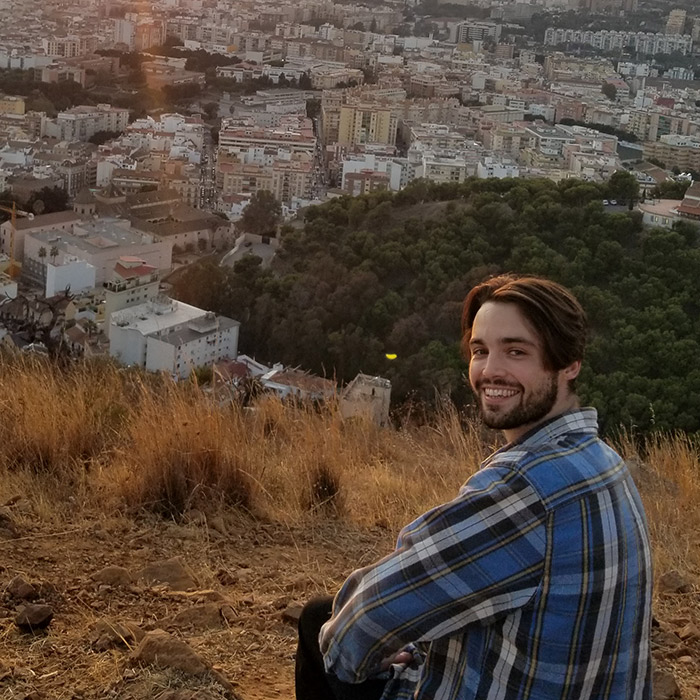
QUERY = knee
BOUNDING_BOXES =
[299,595,334,637]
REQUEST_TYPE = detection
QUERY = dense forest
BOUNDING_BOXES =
[172,177,700,435]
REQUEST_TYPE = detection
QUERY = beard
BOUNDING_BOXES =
[476,373,559,432]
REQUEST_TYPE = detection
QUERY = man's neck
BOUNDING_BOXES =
[503,395,581,444]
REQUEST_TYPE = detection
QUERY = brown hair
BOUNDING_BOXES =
[461,274,588,371]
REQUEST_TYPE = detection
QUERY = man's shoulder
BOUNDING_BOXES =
[488,431,628,510]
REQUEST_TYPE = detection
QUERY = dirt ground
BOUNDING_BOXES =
[1,504,699,700]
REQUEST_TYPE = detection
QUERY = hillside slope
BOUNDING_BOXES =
[0,358,698,698]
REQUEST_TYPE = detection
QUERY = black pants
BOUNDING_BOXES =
[295,596,389,700]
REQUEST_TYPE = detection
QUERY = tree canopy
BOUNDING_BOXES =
[172,177,700,435]
[238,191,282,236]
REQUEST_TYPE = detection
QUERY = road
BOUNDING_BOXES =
[199,126,217,211]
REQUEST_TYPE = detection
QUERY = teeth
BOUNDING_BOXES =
[484,388,518,398]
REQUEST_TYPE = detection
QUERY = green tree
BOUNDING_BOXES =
[601,82,617,101]
[651,180,691,200]
[607,170,639,208]
[239,191,282,236]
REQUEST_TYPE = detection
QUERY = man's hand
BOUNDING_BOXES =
[379,650,413,672]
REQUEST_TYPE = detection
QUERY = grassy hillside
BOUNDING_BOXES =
[0,356,699,697]
[0,354,697,576]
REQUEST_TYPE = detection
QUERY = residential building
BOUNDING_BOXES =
[637,199,682,228]
[677,181,700,222]
[643,135,700,171]
[476,157,520,179]
[109,297,239,379]
[544,29,693,55]
[665,9,687,35]
[43,104,129,142]
[337,103,398,147]
[104,256,160,337]
[454,21,501,44]
[345,170,390,195]
[42,36,97,58]
[341,152,404,191]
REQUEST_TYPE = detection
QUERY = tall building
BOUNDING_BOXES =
[337,104,398,147]
[665,9,687,35]
[454,21,501,44]
[691,17,700,41]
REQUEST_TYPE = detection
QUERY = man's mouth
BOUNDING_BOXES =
[482,387,519,399]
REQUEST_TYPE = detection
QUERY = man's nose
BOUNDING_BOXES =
[481,352,505,378]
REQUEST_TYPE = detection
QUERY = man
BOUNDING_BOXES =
[296,274,652,700]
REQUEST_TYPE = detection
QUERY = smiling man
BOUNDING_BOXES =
[295,274,652,700]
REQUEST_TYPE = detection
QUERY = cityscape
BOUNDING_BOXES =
[0,0,699,388]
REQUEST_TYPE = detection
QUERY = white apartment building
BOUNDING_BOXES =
[110,297,239,379]
[218,117,315,158]
[544,28,693,55]
[476,157,520,179]
[44,104,130,142]
[341,153,403,191]
[41,36,96,58]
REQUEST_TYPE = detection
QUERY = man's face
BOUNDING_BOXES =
[468,301,578,442]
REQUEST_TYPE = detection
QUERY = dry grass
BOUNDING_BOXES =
[1,355,699,586]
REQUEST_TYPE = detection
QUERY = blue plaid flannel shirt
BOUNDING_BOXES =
[320,409,652,700]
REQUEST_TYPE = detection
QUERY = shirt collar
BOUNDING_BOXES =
[493,408,599,456]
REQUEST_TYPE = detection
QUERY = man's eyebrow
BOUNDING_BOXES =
[469,336,537,347]
[501,337,538,346]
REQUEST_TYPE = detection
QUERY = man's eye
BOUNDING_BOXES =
[508,349,525,356]
[471,349,487,356]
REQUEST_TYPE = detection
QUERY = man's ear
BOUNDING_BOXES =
[562,360,581,381]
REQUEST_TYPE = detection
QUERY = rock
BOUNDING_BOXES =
[168,603,226,631]
[91,566,134,588]
[139,558,197,591]
[6,576,38,601]
[90,620,145,651]
[653,669,681,699]
[215,568,238,586]
[184,509,207,526]
[677,622,700,641]
[0,508,19,539]
[208,516,227,535]
[281,605,303,625]
[15,604,54,632]
[652,628,681,648]
[220,604,237,624]
[131,629,209,674]
[657,570,692,595]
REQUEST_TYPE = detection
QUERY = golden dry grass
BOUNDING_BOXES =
[1,354,699,587]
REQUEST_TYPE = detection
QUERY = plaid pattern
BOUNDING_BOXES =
[320,409,652,700]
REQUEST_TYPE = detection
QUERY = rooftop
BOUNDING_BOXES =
[30,218,153,253]
[157,315,240,348]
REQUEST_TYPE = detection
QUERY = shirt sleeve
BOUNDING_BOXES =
[319,465,547,684]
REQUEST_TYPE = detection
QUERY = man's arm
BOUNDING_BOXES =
[320,465,547,684]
